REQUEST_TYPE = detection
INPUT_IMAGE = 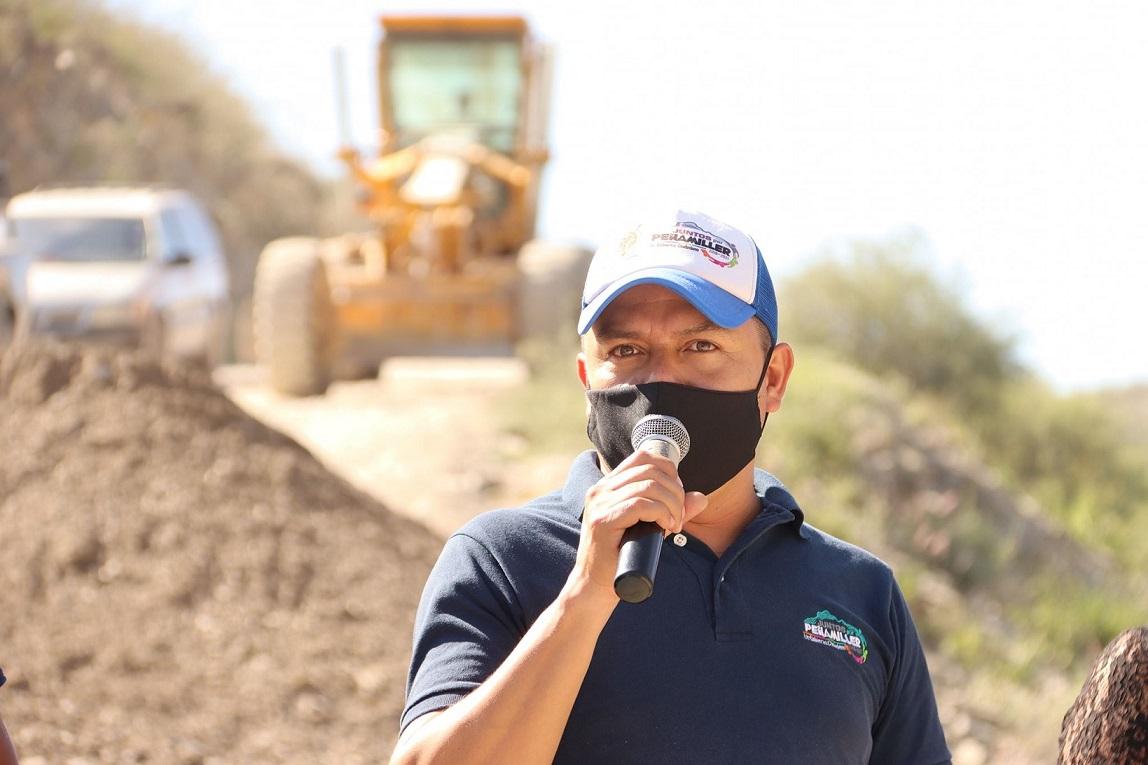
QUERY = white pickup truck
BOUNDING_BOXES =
[3,186,231,364]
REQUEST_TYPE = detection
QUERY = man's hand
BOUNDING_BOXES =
[572,450,708,604]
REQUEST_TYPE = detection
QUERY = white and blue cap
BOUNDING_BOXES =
[577,210,778,343]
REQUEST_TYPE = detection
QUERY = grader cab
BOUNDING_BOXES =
[254,15,590,395]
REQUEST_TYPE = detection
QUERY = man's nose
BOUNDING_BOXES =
[638,351,683,385]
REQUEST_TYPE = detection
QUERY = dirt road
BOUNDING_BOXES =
[215,358,572,538]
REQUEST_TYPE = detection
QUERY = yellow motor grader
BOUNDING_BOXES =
[253,15,590,395]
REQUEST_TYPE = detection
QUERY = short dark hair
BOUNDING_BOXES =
[1060,626,1148,763]
[755,319,774,356]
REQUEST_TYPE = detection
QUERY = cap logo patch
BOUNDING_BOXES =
[616,229,640,258]
[650,221,739,269]
[803,610,869,665]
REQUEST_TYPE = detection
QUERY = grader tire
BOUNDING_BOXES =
[517,240,594,341]
[253,238,335,396]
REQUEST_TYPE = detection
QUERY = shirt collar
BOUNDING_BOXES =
[753,468,808,538]
[561,450,806,537]
[561,450,606,510]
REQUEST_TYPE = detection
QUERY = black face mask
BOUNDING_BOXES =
[585,353,772,495]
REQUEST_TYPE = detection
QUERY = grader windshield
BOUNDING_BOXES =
[383,21,524,154]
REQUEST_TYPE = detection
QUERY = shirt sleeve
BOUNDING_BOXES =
[868,580,952,765]
[400,532,526,734]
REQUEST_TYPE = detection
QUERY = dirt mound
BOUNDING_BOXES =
[0,341,443,764]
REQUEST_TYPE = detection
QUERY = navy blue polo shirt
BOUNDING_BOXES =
[402,451,950,764]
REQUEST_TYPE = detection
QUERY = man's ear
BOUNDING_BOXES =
[577,351,594,417]
[577,350,589,390]
[759,342,794,415]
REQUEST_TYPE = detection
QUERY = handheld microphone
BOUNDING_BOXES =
[613,415,691,604]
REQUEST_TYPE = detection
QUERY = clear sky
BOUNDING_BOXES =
[108,0,1148,392]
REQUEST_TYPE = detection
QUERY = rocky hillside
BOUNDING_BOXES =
[0,0,331,299]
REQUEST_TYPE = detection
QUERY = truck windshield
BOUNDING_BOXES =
[387,36,522,153]
[11,217,147,262]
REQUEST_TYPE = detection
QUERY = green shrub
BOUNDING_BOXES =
[782,237,1148,570]
[782,231,1018,410]
[496,339,588,456]
[1017,577,1148,673]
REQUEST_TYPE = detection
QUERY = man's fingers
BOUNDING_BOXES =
[610,448,682,483]
[603,461,685,503]
[683,492,708,525]
[606,491,682,532]
[581,448,691,537]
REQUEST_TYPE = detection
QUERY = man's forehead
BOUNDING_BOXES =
[593,316,727,342]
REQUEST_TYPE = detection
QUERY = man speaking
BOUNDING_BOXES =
[390,211,951,764]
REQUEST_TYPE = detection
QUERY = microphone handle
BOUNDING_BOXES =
[613,439,679,604]
[614,521,663,604]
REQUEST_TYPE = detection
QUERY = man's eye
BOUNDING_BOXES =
[610,344,640,358]
[689,340,717,352]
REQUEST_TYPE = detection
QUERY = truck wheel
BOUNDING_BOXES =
[140,311,167,362]
[0,298,14,357]
[253,238,336,396]
[516,240,594,342]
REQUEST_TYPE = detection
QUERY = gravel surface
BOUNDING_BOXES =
[0,341,443,764]
[216,359,569,539]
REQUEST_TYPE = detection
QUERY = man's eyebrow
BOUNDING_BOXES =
[674,320,729,336]
[592,324,642,341]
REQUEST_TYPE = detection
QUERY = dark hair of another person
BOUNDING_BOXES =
[1059,626,1148,765]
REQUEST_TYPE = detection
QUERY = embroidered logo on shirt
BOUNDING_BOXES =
[803,610,869,665]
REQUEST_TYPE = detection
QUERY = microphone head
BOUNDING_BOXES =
[631,414,690,461]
